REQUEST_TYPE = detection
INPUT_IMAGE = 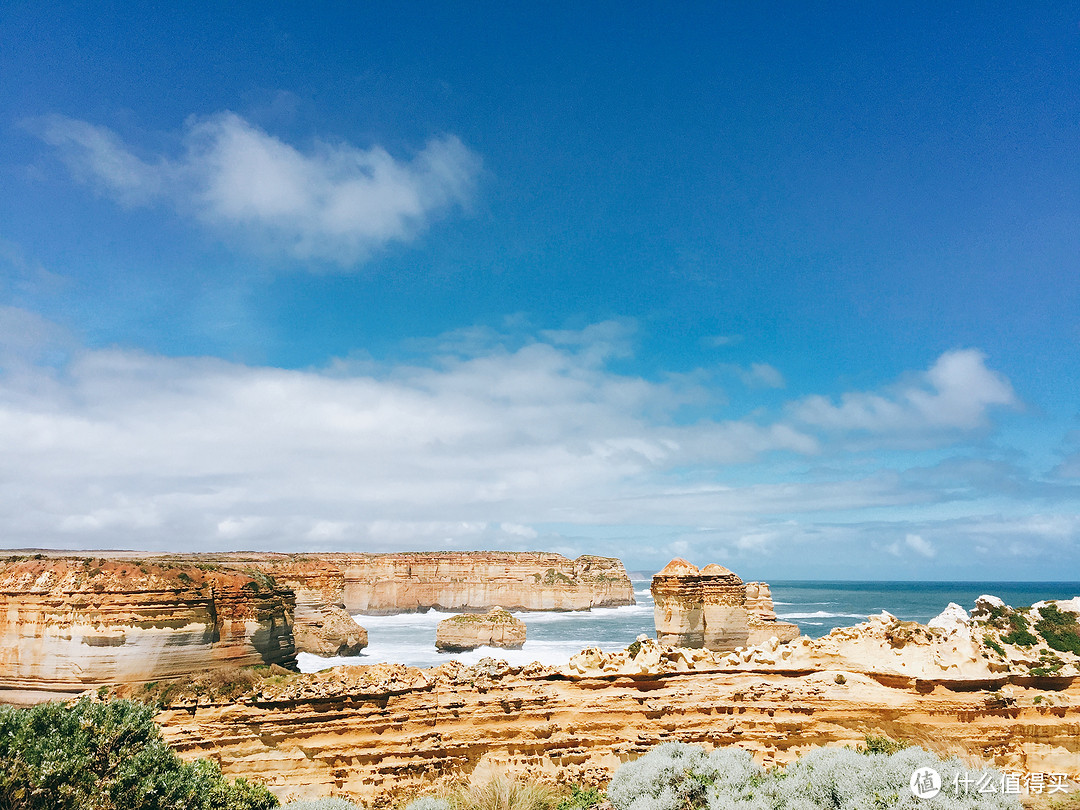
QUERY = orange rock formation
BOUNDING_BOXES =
[202,551,635,614]
[651,559,798,650]
[0,557,296,703]
[158,639,1080,806]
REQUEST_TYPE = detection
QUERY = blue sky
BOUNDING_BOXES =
[1,3,1078,578]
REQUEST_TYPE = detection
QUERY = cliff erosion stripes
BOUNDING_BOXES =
[0,551,634,702]
[0,557,296,703]
[651,558,799,650]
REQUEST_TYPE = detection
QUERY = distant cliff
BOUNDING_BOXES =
[0,556,296,703]
[200,551,636,614]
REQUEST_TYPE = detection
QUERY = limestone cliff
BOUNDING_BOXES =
[200,551,635,614]
[435,607,526,651]
[154,602,1080,804]
[157,651,1080,806]
[0,556,296,702]
[651,559,797,650]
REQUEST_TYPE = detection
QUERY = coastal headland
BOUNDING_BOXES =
[0,550,634,702]
[156,608,1080,806]
[3,551,1079,806]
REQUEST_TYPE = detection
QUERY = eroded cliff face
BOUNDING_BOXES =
[652,559,798,650]
[158,653,1080,807]
[0,557,296,702]
[201,551,635,614]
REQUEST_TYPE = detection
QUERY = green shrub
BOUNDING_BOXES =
[281,800,363,810]
[1034,604,1080,655]
[1000,612,1037,647]
[556,785,604,810]
[0,698,277,810]
[983,636,1006,657]
[858,734,908,755]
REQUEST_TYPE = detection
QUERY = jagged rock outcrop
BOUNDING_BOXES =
[157,644,1080,806]
[436,607,526,651]
[196,551,634,614]
[651,559,798,650]
[294,605,368,657]
[0,556,296,703]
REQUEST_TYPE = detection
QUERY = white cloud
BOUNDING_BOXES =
[0,313,822,551]
[0,310,1068,574]
[32,112,480,264]
[790,349,1017,434]
[741,362,785,389]
[903,533,936,558]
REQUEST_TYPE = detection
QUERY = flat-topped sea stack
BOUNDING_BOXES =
[0,556,296,703]
[196,551,635,614]
[436,607,526,651]
[652,558,798,650]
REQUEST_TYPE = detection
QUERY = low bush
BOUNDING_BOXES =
[1034,604,1080,655]
[0,698,277,810]
[1001,612,1037,648]
[858,734,909,755]
[607,742,1019,810]
[280,800,364,810]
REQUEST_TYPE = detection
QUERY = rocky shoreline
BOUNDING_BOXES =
[154,607,1080,806]
[3,551,1079,806]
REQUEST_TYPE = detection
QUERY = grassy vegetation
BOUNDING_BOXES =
[1034,604,1080,655]
[541,568,577,586]
[0,698,277,810]
[984,635,1006,657]
[1001,611,1038,647]
[121,665,295,708]
[448,610,520,625]
[857,734,908,755]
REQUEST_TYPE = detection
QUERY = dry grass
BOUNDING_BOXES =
[1023,792,1080,810]
[446,777,561,810]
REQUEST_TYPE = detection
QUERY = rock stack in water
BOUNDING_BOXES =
[435,607,526,652]
[293,605,368,657]
[651,558,798,651]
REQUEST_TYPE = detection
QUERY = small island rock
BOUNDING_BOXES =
[436,607,526,652]
[293,605,368,657]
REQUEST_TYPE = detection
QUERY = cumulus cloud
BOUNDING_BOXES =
[0,313,824,551]
[740,362,785,389]
[31,112,480,264]
[0,311,1063,571]
[790,349,1017,434]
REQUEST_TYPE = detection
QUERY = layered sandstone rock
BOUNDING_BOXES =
[157,650,1080,806]
[0,557,296,702]
[652,559,797,650]
[294,605,368,657]
[201,551,634,614]
[436,607,526,651]
[194,557,367,657]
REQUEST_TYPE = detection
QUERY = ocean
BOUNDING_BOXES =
[296,580,1080,673]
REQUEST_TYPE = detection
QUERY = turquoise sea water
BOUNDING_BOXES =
[297,580,1080,673]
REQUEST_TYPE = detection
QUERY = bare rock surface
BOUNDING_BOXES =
[156,607,1080,807]
[651,558,798,650]
[294,604,368,657]
[0,556,296,701]
[436,607,526,651]
[191,551,635,614]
